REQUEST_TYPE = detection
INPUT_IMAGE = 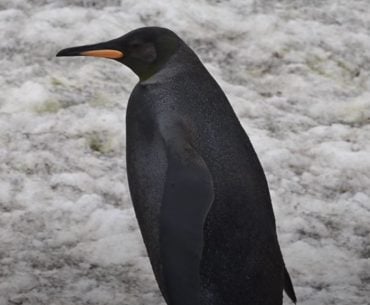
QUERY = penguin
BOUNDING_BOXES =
[57,27,296,305]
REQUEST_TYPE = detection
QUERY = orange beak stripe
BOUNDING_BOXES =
[80,49,124,59]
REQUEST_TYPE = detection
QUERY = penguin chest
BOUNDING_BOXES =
[126,112,167,229]
[126,113,168,291]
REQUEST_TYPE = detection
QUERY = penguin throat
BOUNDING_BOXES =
[137,62,167,81]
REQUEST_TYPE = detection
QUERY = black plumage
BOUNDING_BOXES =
[57,27,296,305]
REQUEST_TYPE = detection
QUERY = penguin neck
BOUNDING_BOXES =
[140,44,204,85]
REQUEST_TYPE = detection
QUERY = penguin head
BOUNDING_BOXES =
[56,27,181,80]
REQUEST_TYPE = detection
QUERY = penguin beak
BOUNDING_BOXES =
[56,41,124,59]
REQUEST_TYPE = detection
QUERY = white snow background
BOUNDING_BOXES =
[0,0,369,304]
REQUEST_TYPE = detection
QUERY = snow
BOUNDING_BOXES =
[0,0,369,304]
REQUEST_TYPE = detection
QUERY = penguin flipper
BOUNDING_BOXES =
[159,119,214,305]
[284,266,297,303]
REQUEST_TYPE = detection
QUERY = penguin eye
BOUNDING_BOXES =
[130,42,142,49]
[129,42,157,63]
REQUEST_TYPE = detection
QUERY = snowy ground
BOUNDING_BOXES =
[0,0,369,304]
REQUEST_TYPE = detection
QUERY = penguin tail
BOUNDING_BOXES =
[284,266,297,304]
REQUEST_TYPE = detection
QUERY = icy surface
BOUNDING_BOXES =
[0,0,369,304]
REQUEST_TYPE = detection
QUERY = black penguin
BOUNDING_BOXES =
[57,27,296,305]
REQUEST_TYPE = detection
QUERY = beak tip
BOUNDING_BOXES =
[56,49,72,57]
